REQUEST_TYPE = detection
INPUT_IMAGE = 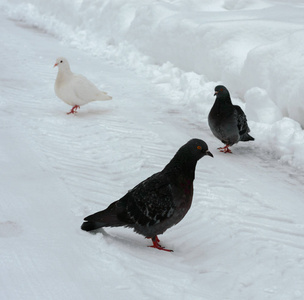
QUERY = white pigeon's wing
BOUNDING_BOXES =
[72,74,102,104]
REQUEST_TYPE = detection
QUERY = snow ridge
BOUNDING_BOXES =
[1,0,304,167]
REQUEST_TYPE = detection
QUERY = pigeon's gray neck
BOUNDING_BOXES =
[216,92,232,105]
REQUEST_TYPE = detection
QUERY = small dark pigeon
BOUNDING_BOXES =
[208,85,254,153]
[81,139,213,252]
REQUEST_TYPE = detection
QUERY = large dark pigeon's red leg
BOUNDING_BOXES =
[218,145,232,153]
[67,105,80,115]
[148,236,173,252]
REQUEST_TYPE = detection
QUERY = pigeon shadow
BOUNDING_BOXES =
[72,108,113,117]
[86,228,173,253]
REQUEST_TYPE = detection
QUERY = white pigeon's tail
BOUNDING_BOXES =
[95,91,112,101]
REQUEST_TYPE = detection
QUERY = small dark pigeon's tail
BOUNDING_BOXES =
[240,133,255,142]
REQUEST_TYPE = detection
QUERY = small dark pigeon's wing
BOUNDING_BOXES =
[234,105,250,136]
[117,172,175,227]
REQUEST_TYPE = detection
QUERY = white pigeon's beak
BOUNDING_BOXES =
[53,63,58,68]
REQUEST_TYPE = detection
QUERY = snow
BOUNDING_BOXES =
[1,0,304,299]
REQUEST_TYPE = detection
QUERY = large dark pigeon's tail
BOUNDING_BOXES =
[81,220,106,231]
[81,201,126,232]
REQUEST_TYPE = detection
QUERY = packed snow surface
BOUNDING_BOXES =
[1,0,304,299]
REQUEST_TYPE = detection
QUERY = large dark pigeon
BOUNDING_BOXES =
[208,85,254,153]
[81,139,213,252]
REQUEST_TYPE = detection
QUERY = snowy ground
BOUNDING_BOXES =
[1,1,304,300]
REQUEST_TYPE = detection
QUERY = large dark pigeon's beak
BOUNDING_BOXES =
[205,150,213,157]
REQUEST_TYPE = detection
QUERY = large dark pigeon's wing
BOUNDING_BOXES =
[234,105,250,136]
[117,172,175,227]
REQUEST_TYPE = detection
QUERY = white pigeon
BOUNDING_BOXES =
[54,57,112,114]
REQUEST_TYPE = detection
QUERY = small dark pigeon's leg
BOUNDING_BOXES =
[148,236,173,252]
[218,145,232,153]
[67,105,80,115]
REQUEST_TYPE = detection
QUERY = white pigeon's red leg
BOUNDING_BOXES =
[218,145,232,153]
[148,236,173,252]
[67,105,80,115]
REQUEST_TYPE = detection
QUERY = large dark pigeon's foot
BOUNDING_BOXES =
[67,105,80,115]
[218,145,232,153]
[148,236,173,252]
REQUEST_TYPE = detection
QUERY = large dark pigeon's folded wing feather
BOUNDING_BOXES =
[118,172,175,227]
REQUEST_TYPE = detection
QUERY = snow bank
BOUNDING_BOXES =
[2,0,304,167]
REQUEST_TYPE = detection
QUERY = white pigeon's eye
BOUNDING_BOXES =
[60,60,63,63]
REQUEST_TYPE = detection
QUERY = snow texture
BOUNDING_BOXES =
[1,1,304,299]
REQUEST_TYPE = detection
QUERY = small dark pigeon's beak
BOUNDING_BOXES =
[205,150,213,157]
[214,91,218,96]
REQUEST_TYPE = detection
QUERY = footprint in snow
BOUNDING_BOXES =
[0,221,22,238]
